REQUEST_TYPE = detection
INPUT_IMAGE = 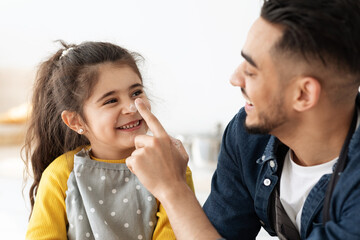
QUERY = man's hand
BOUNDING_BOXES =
[126,98,189,201]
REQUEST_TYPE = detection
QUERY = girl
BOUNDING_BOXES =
[23,41,194,240]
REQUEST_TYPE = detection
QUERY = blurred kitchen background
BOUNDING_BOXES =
[0,0,276,239]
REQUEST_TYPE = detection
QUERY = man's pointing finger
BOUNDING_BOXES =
[135,98,167,137]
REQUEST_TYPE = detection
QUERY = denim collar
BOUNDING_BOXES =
[256,135,287,174]
[256,136,277,163]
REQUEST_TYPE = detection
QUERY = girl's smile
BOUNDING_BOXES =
[116,119,143,131]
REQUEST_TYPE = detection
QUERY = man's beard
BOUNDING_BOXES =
[244,97,287,135]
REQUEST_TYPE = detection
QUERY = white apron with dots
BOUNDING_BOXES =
[65,148,158,240]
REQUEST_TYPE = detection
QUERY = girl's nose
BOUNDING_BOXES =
[129,103,137,113]
[122,101,137,114]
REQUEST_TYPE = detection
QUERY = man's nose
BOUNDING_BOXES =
[230,63,245,88]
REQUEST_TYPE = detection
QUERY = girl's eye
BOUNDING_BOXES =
[132,90,143,97]
[104,98,117,105]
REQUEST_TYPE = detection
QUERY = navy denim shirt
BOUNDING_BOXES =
[203,96,360,240]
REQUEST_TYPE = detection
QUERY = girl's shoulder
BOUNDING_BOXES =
[42,146,87,182]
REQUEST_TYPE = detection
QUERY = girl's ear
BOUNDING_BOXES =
[61,110,86,134]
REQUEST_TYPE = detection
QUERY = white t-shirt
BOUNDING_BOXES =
[280,150,337,232]
[280,109,360,232]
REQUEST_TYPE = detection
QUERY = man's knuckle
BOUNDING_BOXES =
[152,138,160,147]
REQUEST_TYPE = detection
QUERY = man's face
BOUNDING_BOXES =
[230,17,292,135]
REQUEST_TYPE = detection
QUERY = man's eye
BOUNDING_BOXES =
[244,70,255,77]
[104,98,117,105]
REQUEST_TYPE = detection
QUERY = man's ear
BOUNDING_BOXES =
[61,110,86,134]
[293,77,321,112]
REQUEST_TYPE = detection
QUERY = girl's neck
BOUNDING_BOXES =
[90,146,135,160]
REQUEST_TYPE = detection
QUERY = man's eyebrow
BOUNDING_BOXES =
[241,51,258,68]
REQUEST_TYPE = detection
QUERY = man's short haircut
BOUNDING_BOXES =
[261,0,360,84]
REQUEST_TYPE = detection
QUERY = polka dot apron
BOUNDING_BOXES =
[65,148,157,240]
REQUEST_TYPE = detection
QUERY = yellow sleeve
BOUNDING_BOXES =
[152,166,195,240]
[25,151,75,240]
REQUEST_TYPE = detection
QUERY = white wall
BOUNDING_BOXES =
[0,0,262,135]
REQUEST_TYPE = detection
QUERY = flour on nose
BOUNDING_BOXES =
[129,103,137,113]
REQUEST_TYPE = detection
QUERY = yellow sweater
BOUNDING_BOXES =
[26,147,195,240]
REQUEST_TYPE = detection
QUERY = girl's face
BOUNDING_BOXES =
[82,63,150,160]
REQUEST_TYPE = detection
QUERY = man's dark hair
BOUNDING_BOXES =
[261,0,360,84]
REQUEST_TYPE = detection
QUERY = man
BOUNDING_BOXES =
[126,0,360,239]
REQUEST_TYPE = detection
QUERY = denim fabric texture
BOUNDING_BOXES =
[203,95,360,240]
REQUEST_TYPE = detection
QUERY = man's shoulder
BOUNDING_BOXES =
[221,108,272,168]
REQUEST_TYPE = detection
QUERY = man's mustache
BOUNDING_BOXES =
[241,88,249,100]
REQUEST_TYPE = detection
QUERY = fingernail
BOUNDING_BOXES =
[135,98,143,106]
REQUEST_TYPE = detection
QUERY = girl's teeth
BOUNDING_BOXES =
[120,121,140,129]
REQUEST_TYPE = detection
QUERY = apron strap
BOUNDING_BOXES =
[270,185,301,240]
[322,108,357,225]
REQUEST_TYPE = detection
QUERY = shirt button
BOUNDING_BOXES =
[259,220,265,226]
[263,178,271,186]
[261,155,266,161]
[269,160,275,168]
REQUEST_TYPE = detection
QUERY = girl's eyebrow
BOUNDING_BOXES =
[96,90,117,103]
[96,83,144,103]
[129,83,144,90]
